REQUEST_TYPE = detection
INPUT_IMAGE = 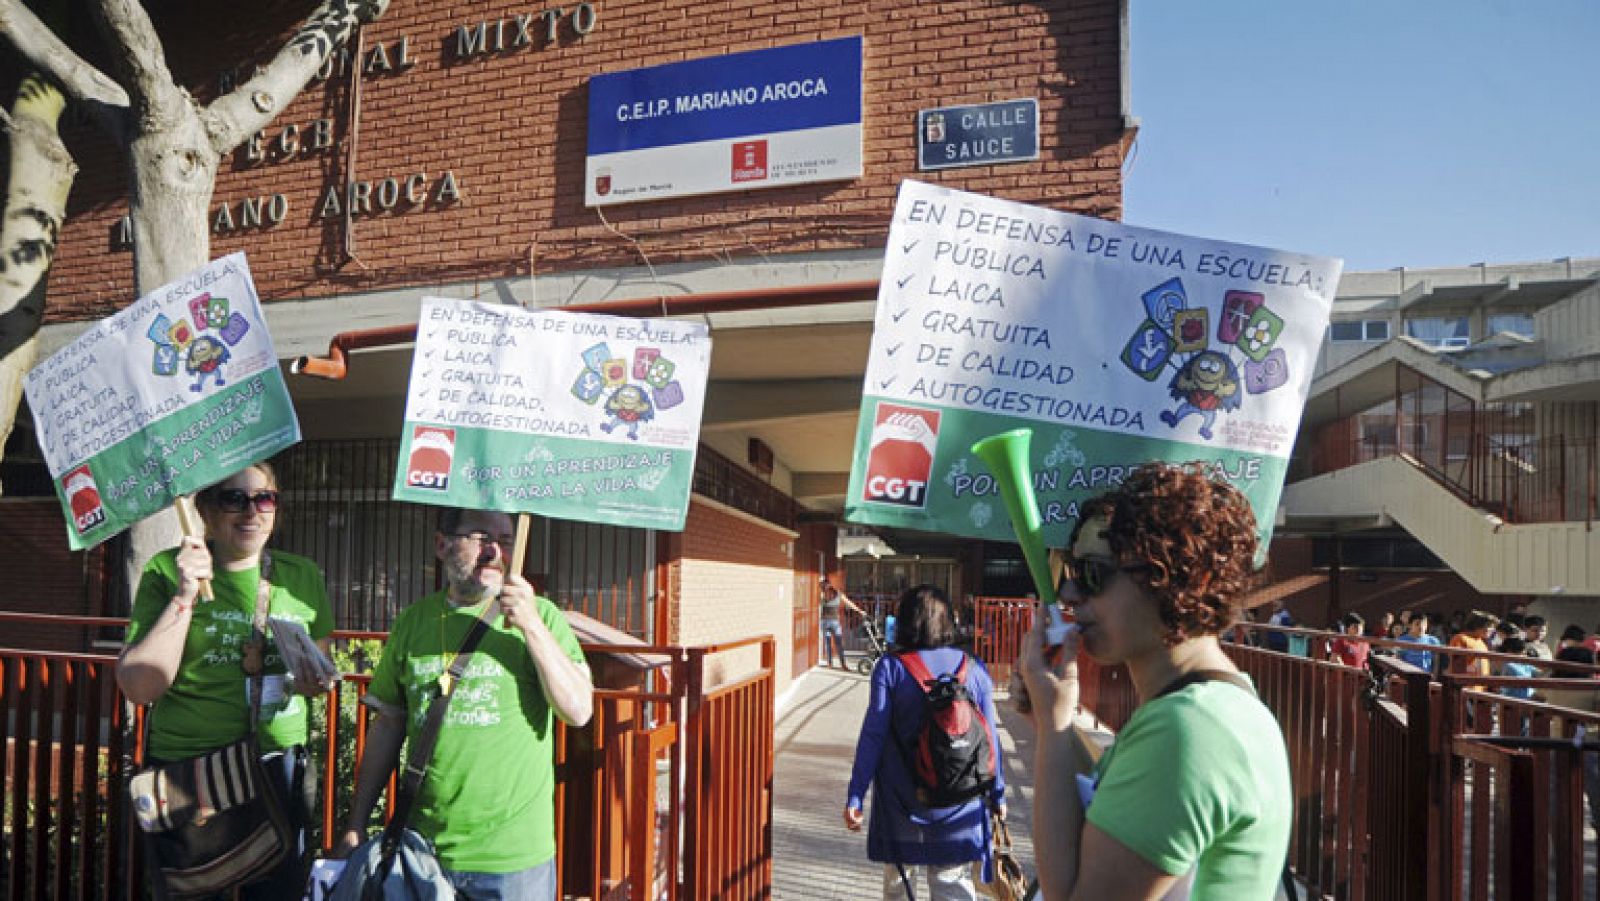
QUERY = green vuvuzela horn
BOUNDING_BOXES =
[970,428,1053,601]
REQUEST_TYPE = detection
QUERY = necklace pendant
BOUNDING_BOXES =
[242,641,264,676]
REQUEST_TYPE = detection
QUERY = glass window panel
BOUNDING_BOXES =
[1330,321,1364,342]
[1487,314,1534,338]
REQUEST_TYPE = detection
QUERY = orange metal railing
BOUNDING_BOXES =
[0,614,775,901]
[1071,621,1600,900]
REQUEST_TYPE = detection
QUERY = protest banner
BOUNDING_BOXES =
[24,253,300,550]
[392,299,711,531]
[845,180,1343,549]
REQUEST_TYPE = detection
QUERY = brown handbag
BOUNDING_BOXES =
[976,811,1029,900]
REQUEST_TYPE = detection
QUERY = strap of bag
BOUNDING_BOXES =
[242,552,274,743]
[896,650,969,691]
[378,601,496,862]
[1154,667,1255,700]
[138,551,276,761]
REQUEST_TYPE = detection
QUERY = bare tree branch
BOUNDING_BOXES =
[0,0,130,138]
[204,0,389,155]
[89,0,187,128]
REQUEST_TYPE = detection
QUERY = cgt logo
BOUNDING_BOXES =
[63,466,106,534]
[406,426,456,491]
[862,404,940,509]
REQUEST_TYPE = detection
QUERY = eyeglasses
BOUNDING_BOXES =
[1058,556,1149,601]
[215,489,279,514]
[450,530,514,549]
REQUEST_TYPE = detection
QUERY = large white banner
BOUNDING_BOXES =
[845,180,1344,548]
[392,299,711,530]
[24,254,299,548]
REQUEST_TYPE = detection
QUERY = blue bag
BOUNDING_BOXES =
[326,829,454,901]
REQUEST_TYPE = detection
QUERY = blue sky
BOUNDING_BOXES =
[1125,1,1600,271]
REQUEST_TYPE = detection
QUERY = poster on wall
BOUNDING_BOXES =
[24,253,300,550]
[585,35,863,206]
[392,299,711,531]
[844,180,1343,549]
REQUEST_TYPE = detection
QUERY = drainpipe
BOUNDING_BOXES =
[290,280,881,379]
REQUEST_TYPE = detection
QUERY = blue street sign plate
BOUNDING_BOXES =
[917,99,1039,171]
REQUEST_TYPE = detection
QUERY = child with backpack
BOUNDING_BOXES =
[844,585,1007,901]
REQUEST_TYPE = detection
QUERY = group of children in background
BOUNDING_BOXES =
[1302,604,1600,702]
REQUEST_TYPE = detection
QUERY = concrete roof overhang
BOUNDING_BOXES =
[1396,277,1597,314]
[1487,353,1600,404]
[1301,337,1489,429]
[279,310,881,515]
[1305,338,1600,428]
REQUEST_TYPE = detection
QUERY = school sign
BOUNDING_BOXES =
[585,36,863,205]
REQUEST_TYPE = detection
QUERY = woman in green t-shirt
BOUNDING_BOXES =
[117,461,335,900]
[1016,463,1292,901]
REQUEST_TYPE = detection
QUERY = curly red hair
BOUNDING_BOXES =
[1072,462,1259,645]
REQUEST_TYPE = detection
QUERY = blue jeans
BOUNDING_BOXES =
[443,859,557,900]
[822,619,846,668]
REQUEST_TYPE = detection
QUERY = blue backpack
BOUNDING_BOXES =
[326,828,454,901]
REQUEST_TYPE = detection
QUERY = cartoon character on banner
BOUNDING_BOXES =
[186,335,231,392]
[146,292,248,393]
[571,342,689,440]
[602,385,654,439]
[1120,279,1291,441]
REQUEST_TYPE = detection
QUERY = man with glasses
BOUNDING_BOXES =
[335,507,593,900]
[1017,463,1291,900]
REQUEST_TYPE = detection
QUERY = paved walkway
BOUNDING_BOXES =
[772,664,1042,900]
[771,663,1302,900]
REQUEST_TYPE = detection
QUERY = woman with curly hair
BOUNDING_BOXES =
[1017,462,1290,900]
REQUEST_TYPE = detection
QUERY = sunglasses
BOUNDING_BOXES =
[451,530,514,549]
[1058,556,1149,601]
[215,489,280,514]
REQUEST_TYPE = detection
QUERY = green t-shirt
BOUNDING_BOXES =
[1087,679,1291,900]
[126,548,333,760]
[367,590,589,873]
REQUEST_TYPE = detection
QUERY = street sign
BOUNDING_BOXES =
[917,99,1039,171]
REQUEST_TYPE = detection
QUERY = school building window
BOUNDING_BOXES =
[1329,319,1391,343]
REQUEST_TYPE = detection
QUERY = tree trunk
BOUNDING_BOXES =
[0,75,75,495]
[124,109,217,589]
[127,112,215,293]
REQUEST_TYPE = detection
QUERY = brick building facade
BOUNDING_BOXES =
[4,0,1133,690]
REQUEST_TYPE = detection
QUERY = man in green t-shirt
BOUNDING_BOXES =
[334,507,594,900]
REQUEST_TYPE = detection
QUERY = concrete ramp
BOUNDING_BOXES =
[1282,456,1600,595]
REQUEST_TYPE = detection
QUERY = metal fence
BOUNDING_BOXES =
[1073,622,1600,899]
[0,615,775,901]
